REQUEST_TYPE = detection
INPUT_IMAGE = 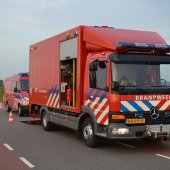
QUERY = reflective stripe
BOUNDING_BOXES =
[121,104,130,112]
[97,106,109,123]
[48,84,55,96]
[84,99,91,106]
[128,101,144,111]
[142,101,153,109]
[102,114,109,125]
[46,93,53,106]
[94,98,108,115]
[90,97,100,109]
[93,89,101,101]
[100,91,107,103]
[121,101,137,112]
[84,89,109,125]
[160,100,170,110]
[149,100,160,107]
[87,88,94,99]
[49,93,56,106]
[53,94,59,108]
[135,101,150,111]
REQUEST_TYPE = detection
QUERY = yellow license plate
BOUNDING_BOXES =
[126,118,145,124]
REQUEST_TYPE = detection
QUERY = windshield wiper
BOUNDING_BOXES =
[120,86,149,94]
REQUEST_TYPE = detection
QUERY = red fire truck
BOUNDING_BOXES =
[4,73,29,116]
[29,26,170,147]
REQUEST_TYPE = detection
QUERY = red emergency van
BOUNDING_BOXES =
[4,73,29,116]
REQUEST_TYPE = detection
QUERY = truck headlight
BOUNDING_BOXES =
[112,128,129,135]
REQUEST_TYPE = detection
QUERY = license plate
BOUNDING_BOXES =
[126,118,145,124]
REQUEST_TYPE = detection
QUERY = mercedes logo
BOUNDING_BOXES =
[150,107,159,119]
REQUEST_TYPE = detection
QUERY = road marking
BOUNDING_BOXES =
[116,142,135,149]
[3,143,14,151]
[156,154,170,160]
[20,157,35,168]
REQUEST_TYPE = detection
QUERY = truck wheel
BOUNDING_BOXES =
[82,117,101,148]
[42,110,55,131]
[18,106,24,117]
[6,103,11,112]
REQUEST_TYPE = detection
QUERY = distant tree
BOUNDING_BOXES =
[0,80,3,87]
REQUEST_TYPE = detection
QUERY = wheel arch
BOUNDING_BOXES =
[79,106,98,134]
[40,107,48,120]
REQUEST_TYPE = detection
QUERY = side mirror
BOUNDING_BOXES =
[89,62,98,72]
[111,81,120,91]
[160,79,166,86]
[98,62,106,69]
[14,87,17,93]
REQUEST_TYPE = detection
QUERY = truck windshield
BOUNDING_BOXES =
[111,62,170,87]
[20,80,29,91]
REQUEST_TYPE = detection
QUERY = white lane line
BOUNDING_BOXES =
[156,154,170,160]
[20,157,35,168]
[3,143,14,151]
[116,142,135,149]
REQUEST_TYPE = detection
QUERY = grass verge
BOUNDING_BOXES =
[0,87,3,103]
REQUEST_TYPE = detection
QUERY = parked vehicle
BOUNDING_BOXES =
[29,26,170,147]
[4,73,29,116]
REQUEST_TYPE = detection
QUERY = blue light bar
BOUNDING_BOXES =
[135,113,144,118]
[116,42,170,49]
[19,72,29,76]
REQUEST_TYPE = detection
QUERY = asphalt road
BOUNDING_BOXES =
[0,107,170,170]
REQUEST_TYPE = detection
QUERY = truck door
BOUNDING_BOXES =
[9,80,17,109]
[13,81,20,110]
[59,37,77,108]
[85,59,109,125]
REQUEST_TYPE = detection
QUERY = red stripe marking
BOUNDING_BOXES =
[157,100,166,109]
[166,105,170,110]
[161,101,170,110]
[55,100,59,108]
[96,110,102,120]
[92,100,100,111]
[95,101,108,120]
[91,89,97,99]
[100,113,109,125]
[87,101,92,107]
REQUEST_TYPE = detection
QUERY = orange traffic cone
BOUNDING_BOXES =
[8,111,14,123]
[0,103,2,109]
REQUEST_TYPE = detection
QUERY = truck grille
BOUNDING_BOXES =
[125,112,170,125]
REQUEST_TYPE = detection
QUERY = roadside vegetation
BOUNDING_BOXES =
[0,80,3,103]
[0,87,3,103]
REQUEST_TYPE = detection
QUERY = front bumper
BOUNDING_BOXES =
[107,123,170,139]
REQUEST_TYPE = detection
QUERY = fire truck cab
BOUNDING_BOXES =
[84,47,170,142]
[4,73,29,116]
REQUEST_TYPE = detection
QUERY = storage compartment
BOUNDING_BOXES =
[60,59,77,107]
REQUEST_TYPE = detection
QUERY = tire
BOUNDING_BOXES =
[6,103,11,112]
[18,105,24,117]
[82,117,102,148]
[41,110,55,131]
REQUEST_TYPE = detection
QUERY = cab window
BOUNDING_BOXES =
[89,61,107,90]
[11,80,16,91]
[16,81,21,92]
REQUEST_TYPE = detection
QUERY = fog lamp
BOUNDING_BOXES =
[112,128,129,135]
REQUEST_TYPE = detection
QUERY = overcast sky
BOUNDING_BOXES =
[0,0,170,80]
